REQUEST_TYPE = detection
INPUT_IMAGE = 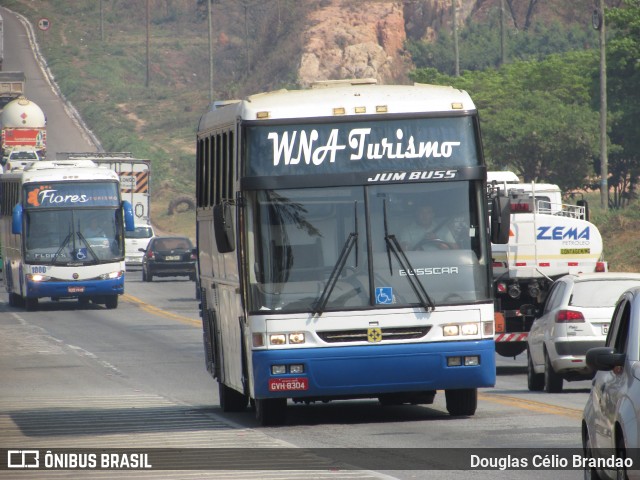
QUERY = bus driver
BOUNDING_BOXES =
[399,204,457,250]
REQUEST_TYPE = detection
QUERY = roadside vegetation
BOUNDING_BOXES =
[3,0,640,269]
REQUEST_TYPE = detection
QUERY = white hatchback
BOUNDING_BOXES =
[582,286,640,479]
[525,272,640,393]
[125,225,155,266]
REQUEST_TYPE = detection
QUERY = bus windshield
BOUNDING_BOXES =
[247,181,489,313]
[24,209,124,264]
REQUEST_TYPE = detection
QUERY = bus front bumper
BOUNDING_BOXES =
[252,339,495,399]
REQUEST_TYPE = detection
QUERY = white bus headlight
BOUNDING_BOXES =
[269,334,286,345]
[461,323,479,335]
[26,274,51,282]
[443,325,459,336]
[288,332,305,344]
[98,270,123,280]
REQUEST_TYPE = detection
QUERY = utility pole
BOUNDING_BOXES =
[100,0,104,42]
[452,0,459,76]
[500,0,506,66]
[593,0,608,210]
[145,0,150,88]
[208,0,214,103]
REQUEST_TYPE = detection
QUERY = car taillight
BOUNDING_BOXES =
[555,310,585,323]
[147,251,154,259]
[190,253,197,260]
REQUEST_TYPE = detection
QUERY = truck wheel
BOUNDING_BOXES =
[527,348,544,391]
[218,382,248,412]
[105,295,118,309]
[544,351,563,393]
[255,398,287,426]
[445,388,477,416]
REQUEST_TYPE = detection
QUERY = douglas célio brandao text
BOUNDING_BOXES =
[470,453,633,470]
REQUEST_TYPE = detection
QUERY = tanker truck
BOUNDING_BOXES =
[1,96,46,162]
[489,172,606,358]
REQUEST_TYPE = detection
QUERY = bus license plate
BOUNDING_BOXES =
[268,377,309,392]
[68,286,85,293]
[165,255,180,261]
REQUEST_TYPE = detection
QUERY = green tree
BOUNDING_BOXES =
[410,51,600,192]
[603,0,640,208]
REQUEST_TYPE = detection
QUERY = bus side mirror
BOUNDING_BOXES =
[122,200,135,231]
[490,193,510,244]
[12,203,23,235]
[214,203,235,253]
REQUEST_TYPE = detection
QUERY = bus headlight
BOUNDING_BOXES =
[288,332,305,344]
[443,325,459,336]
[98,270,123,280]
[269,334,287,345]
[26,274,51,282]
[443,323,480,337]
[461,323,479,335]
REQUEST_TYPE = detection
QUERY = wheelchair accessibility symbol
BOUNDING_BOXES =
[75,248,88,260]
[375,287,393,305]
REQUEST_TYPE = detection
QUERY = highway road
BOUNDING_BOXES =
[0,6,591,479]
[0,271,591,479]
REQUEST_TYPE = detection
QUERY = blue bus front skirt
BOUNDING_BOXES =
[25,277,124,298]
[252,339,495,399]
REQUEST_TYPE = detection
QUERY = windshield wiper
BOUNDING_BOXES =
[51,232,73,265]
[381,196,434,312]
[312,232,357,316]
[384,234,435,312]
[76,231,101,263]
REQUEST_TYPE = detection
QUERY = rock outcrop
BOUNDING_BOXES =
[298,1,412,86]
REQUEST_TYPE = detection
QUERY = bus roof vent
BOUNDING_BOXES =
[311,78,378,89]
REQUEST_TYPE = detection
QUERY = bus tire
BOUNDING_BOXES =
[445,388,477,416]
[218,382,248,412]
[25,297,38,312]
[105,295,118,309]
[255,398,287,426]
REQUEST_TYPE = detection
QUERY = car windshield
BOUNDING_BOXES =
[153,238,192,251]
[11,151,38,160]
[126,226,153,239]
[571,279,640,307]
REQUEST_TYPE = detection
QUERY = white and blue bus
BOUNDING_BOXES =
[195,79,510,425]
[0,159,135,310]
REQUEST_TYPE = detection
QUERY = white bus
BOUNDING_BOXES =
[195,79,510,425]
[0,159,135,310]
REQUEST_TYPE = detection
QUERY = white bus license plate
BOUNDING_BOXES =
[68,286,85,293]
[165,255,180,261]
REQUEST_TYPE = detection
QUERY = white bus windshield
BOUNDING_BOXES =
[24,209,124,264]
[247,181,489,313]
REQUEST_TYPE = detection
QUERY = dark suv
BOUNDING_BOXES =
[141,236,196,282]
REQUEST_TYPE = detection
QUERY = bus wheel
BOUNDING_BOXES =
[218,382,248,412]
[105,295,118,309]
[25,297,38,312]
[8,293,19,307]
[445,388,477,416]
[255,398,287,426]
